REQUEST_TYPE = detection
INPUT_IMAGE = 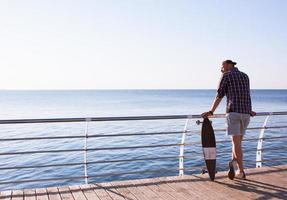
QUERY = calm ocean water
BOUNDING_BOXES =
[0,90,286,190]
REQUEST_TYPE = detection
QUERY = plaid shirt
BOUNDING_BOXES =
[217,67,252,114]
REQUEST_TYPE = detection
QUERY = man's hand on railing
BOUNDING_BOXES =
[201,111,213,118]
[251,111,257,117]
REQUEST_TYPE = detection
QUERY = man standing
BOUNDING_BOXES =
[202,60,256,180]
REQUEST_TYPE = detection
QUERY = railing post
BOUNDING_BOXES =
[84,118,91,184]
[179,118,190,176]
[256,114,271,168]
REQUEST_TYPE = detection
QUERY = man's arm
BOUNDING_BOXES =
[210,96,223,113]
[201,73,227,118]
[202,96,223,118]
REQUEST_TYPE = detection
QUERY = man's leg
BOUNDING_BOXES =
[240,134,244,170]
[231,136,244,157]
[232,145,236,161]
[227,113,248,179]
[231,135,244,172]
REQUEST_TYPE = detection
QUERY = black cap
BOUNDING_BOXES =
[223,60,237,65]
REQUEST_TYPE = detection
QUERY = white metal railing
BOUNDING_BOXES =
[0,111,286,188]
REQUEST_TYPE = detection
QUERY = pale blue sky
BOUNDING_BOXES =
[0,0,286,89]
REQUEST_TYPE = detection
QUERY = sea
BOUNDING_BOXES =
[0,90,286,190]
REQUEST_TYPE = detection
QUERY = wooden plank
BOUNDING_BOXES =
[23,189,36,200]
[0,190,12,200]
[88,184,113,200]
[188,175,241,200]
[147,184,176,200]
[133,179,164,200]
[122,180,151,200]
[35,188,48,200]
[46,187,62,200]
[109,181,139,200]
[79,185,100,200]
[137,178,176,200]
[164,176,204,198]
[69,186,87,200]
[58,186,74,200]
[99,183,126,200]
[11,190,23,200]
[154,178,195,200]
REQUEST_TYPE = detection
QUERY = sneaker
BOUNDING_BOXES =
[236,171,246,180]
[228,160,235,180]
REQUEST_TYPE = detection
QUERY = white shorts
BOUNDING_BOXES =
[226,112,250,136]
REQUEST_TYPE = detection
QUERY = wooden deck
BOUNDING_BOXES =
[0,165,286,200]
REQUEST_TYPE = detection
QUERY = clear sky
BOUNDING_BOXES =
[0,0,286,89]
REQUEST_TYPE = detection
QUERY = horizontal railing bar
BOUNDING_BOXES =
[88,131,185,138]
[0,131,187,142]
[1,125,286,142]
[256,157,287,162]
[0,115,202,125]
[0,111,286,125]
[0,135,85,142]
[0,144,180,155]
[2,141,286,156]
[240,136,287,141]
[1,125,287,142]
[96,131,189,138]
[185,150,262,156]
[186,135,287,146]
[185,138,256,145]
[214,149,255,154]
[259,147,287,151]
[262,136,287,140]
[243,146,287,153]
[211,125,287,133]
[0,148,84,156]
[87,143,180,151]
[89,131,184,137]
[255,111,287,116]
[0,162,84,170]
[247,125,287,130]
[86,156,179,164]
[0,156,180,170]
[2,140,286,156]
[0,176,85,185]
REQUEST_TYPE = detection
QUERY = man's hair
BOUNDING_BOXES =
[223,60,237,65]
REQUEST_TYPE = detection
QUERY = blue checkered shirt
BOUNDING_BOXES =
[217,67,252,114]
